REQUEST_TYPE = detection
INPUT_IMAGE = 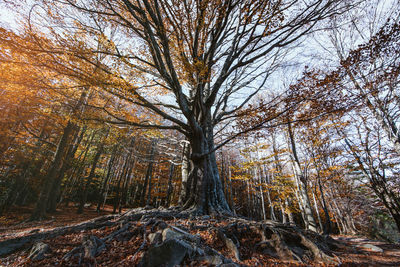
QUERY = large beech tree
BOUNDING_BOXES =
[24,0,351,214]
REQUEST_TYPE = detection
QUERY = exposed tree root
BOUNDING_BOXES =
[1,208,343,266]
[0,214,118,256]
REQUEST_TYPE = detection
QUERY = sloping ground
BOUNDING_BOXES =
[332,236,400,266]
[0,206,120,241]
[0,207,399,266]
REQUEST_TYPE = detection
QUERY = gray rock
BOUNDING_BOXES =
[198,255,223,265]
[82,235,105,259]
[162,228,185,241]
[219,263,240,267]
[28,242,50,261]
[148,232,162,244]
[217,230,240,261]
[140,238,193,267]
[162,226,199,243]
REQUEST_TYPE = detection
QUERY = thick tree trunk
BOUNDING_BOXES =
[31,120,74,220]
[182,128,230,215]
[47,125,83,213]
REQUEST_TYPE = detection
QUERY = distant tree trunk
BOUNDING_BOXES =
[0,161,29,215]
[220,154,226,196]
[140,139,156,207]
[263,169,276,221]
[344,137,400,232]
[226,154,236,214]
[113,154,130,213]
[119,155,135,213]
[251,145,267,220]
[145,145,157,207]
[165,161,175,207]
[286,198,295,225]
[245,172,253,218]
[63,130,96,208]
[279,198,287,224]
[287,120,317,232]
[31,120,75,220]
[1,125,49,214]
[317,174,331,235]
[97,145,118,212]
[255,166,266,221]
[271,132,294,223]
[77,130,107,214]
[312,188,323,232]
[47,125,84,213]
[178,142,190,205]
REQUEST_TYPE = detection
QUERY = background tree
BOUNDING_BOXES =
[18,0,352,215]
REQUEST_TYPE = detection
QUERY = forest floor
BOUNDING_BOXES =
[0,205,127,241]
[0,206,400,266]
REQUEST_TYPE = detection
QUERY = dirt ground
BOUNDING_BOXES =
[0,204,125,241]
[1,206,400,266]
[331,236,400,266]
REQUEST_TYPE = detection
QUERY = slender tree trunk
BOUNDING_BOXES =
[317,175,331,235]
[113,155,129,213]
[97,145,118,211]
[257,166,267,221]
[312,188,323,233]
[120,156,135,213]
[178,142,190,205]
[141,139,156,207]
[286,199,295,225]
[343,137,400,232]
[226,154,236,214]
[287,120,317,232]
[263,169,276,221]
[63,130,96,207]
[77,130,107,214]
[165,162,175,207]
